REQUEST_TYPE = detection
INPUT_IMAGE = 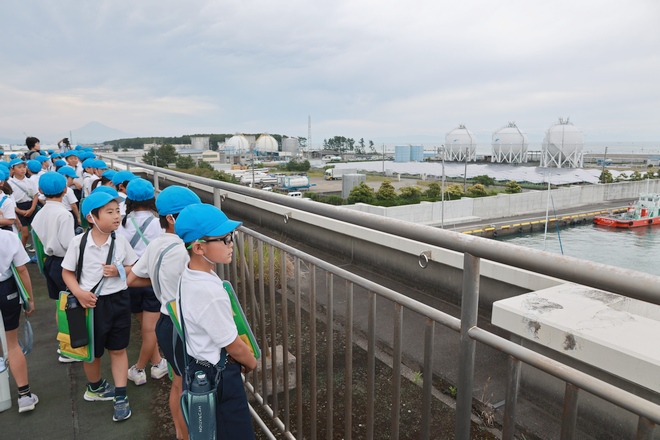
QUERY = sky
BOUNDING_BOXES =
[1,1,659,146]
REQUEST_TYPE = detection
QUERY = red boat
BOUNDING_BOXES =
[593,193,660,228]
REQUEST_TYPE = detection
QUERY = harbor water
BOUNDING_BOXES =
[499,224,660,277]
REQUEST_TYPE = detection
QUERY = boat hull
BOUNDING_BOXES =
[593,215,660,228]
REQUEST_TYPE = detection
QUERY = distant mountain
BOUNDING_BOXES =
[70,121,133,144]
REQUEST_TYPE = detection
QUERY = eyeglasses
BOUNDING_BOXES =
[187,232,234,249]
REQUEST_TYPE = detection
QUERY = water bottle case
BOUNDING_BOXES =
[181,371,218,439]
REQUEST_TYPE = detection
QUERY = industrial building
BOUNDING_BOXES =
[445,124,477,162]
[491,122,529,164]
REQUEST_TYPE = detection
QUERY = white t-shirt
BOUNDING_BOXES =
[82,173,99,198]
[0,191,17,220]
[38,187,77,209]
[131,234,188,314]
[0,229,30,282]
[31,201,74,257]
[117,210,163,257]
[62,231,138,296]
[177,267,238,365]
[8,176,38,204]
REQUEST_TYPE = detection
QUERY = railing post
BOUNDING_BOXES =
[455,252,480,440]
[153,169,159,193]
[213,187,222,210]
[636,416,655,440]
[561,383,579,440]
[502,356,522,440]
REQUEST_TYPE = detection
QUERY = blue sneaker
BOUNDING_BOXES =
[83,380,115,401]
[28,255,37,264]
[113,396,131,422]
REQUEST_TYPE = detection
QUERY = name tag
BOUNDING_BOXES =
[115,261,126,282]
[6,292,18,300]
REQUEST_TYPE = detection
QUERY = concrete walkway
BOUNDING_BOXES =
[1,264,174,440]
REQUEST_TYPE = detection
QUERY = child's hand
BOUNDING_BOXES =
[75,290,97,308]
[102,263,119,277]
[26,299,35,316]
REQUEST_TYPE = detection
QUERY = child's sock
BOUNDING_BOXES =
[89,379,104,390]
[115,386,127,398]
[18,384,31,398]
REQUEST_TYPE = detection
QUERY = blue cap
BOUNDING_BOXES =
[175,204,241,243]
[63,150,78,158]
[9,158,25,168]
[54,159,67,168]
[57,166,77,178]
[27,160,42,173]
[83,147,93,152]
[126,178,154,202]
[92,185,119,197]
[51,153,61,159]
[94,160,108,170]
[39,171,67,196]
[82,158,96,169]
[35,155,50,163]
[39,151,47,156]
[75,145,83,151]
[0,151,4,155]
[81,191,122,217]
[0,161,8,169]
[47,149,54,154]
[0,168,8,181]
[111,170,137,186]
[156,186,201,215]
[10,154,18,160]
[101,169,116,180]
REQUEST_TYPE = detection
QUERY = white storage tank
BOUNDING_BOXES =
[282,137,299,153]
[394,145,411,162]
[255,134,279,153]
[225,134,250,152]
[492,122,528,163]
[445,124,477,162]
[541,118,584,168]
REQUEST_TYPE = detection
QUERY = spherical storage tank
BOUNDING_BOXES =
[225,134,250,152]
[492,122,528,163]
[445,124,477,161]
[541,118,584,168]
[255,134,278,153]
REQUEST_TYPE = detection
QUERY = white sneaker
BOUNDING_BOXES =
[18,393,39,413]
[57,349,82,363]
[127,365,147,386]
[150,358,168,380]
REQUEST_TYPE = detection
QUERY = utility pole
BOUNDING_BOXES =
[463,147,469,192]
[441,146,446,229]
[601,146,608,183]
[382,143,385,173]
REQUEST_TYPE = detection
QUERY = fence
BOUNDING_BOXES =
[106,157,660,439]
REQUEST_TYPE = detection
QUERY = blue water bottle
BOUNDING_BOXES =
[186,371,217,440]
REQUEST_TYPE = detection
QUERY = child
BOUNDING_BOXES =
[111,170,137,217]
[61,191,138,422]
[127,185,201,440]
[63,151,83,201]
[117,178,167,386]
[7,159,39,251]
[31,172,80,363]
[26,160,43,186]
[0,167,17,231]
[81,159,99,198]
[175,203,257,439]
[56,166,82,227]
[0,229,37,412]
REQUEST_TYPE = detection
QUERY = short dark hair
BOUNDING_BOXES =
[26,137,40,150]
[44,190,66,199]
[158,212,179,229]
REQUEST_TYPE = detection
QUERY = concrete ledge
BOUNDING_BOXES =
[492,283,660,393]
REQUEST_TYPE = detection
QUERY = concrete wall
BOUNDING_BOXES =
[345,180,660,224]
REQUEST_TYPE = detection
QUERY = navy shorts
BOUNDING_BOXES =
[155,313,184,376]
[15,201,35,227]
[183,360,255,440]
[93,290,131,358]
[128,286,161,313]
[0,277,21,331]
[44,255,66,300]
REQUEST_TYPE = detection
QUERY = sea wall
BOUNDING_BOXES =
[345,180,660,225]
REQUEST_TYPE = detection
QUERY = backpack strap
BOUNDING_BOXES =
[154,242,179,297]
[129,215,155,247]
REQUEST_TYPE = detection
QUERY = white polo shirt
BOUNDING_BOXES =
[32,201,74,257]
[0,191,16,221]
[82,173,99,198]
[177,267,238,365]
[62,232,138,296]
[131,234,188,314]
[38,187,77,209]
[0,229,30,282]
[8,176,38,204]
[117,210,163,257]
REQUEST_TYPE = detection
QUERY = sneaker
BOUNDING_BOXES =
[83,380,115,401]
[28,255,37,264]
[113,396,131,422]
[25,244,35,253]
[57,349,82,363]
[150,358,168,380]
[17,393,39,413]
[128,365,147,386]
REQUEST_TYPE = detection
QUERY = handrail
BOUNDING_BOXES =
[105,156,660,304]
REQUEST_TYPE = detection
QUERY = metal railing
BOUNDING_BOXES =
[106,157,660,439]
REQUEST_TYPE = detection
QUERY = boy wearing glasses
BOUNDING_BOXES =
[175,203,257,439]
